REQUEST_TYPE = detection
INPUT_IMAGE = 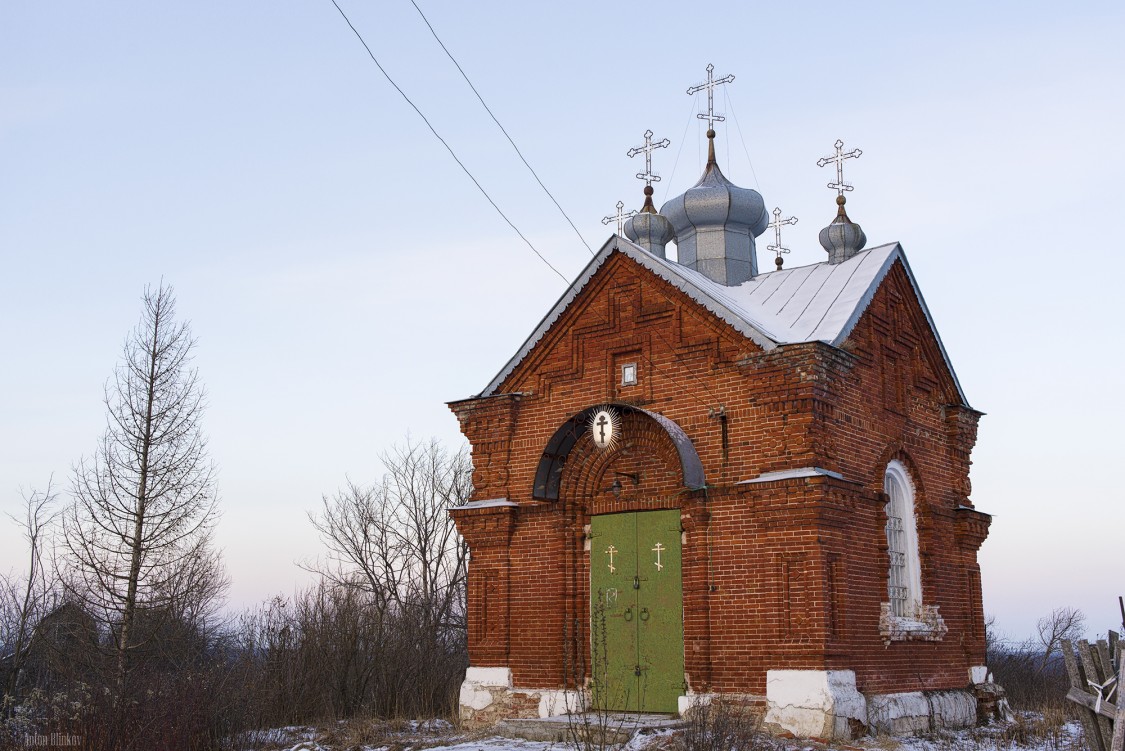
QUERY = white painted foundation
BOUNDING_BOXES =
[763,669,985,740]
[867,690,977,735]
[764,670,867,738]
[458,666,585,725]
[458,667,512,714]
[462,666,989,739]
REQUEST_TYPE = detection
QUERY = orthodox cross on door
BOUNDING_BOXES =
[767,207,798,269]
[627,129,671,186]
[652,542,665,572]
[817,139,863,195]
[687,63,735,130]
[605,545,618,574]
[602,201,637,235]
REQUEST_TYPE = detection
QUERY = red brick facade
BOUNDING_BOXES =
[450,249,989,706]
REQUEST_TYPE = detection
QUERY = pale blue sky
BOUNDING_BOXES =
[2,1,1122,641]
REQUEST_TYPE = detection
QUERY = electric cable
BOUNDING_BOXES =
[724,87,761,192]
[331,2,740,415]
[408,0,596,256]
[662,99,697,204]
[328,0,570,283]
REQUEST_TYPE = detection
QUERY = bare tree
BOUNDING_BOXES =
[61,284,221,696]
[309,439,471,633]
[1032,606,1085,675]
[1,481,60,704]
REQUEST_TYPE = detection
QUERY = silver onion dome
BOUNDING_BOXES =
[624,186,675,258]
[818,195,867,264]
[660,131,769,286]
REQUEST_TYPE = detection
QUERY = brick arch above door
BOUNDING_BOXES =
[532,404,705,502]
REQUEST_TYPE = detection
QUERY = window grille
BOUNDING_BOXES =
[886,509,908,617]
[884,469,913,618]
[881,460,943,640]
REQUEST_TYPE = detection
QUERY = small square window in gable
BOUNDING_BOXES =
[611,349,647,401]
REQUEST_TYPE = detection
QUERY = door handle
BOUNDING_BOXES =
[623,607,633,622]
[640,607,650,622]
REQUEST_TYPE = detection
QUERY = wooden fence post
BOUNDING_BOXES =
[1064,639,1108,751]
[1112,640,1124,751]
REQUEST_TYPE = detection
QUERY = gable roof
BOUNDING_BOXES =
[479,235,969,406]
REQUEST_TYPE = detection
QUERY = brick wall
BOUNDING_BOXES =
[450,252,989,699]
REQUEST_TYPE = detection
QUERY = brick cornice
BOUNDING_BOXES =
[954,506,992,551]
[450,504,517,549]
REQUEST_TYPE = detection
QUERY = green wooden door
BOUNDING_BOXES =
[590,509,684,712]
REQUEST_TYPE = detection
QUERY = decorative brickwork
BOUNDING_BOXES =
[449,249,991,736]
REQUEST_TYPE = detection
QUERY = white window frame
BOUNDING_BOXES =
[884,460,922,618]
[879,460,946,643]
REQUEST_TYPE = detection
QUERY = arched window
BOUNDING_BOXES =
[884,460,922,618]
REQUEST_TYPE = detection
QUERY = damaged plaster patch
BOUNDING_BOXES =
[764,669,867,739]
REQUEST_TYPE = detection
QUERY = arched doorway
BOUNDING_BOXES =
[535,405,704,712]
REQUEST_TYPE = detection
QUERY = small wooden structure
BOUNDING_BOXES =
[1063,631,1125,751]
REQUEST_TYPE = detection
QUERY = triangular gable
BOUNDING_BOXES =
[478,235,969,407]
[841,249,970,407]
[478,235,781,397]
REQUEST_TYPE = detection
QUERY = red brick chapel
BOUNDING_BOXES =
[448,70,998,740]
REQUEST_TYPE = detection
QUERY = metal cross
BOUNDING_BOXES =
[687,63,735,130]
[817,139,863,195]
[605,545,618,574]
[767,207,798,263]
[602,201,637,235]
[652,542,665,572]
[627,129,671,186]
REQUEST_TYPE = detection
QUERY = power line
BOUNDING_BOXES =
[327,0,570,283]
[662,99,697,204]
[330,4,731,414]
[724,87,761,192]
[408,0,596,257]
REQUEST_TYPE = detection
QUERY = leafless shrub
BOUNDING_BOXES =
[308,439,471,637]
[0,482,61,708]
[678,697,772,751]
[234,437,473,725]
[987,608,1085,714]
[564,604,636,751]
[233,579,466,728]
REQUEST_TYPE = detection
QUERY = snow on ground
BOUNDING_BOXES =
[234,715,1086,751]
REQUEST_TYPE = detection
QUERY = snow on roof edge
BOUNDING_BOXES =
[827,243,901,347]
[737,466,847,484]
[455,498,516,510]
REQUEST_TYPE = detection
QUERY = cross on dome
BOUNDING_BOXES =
[767,207,798,269]
[687,63,735,130]
[602,200,637,235]
[817,139,863,196]
[627,129,671,186]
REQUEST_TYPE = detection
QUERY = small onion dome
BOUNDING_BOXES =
[660,130,769,286]
[624,186,674,258]
[818,194,867,264]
